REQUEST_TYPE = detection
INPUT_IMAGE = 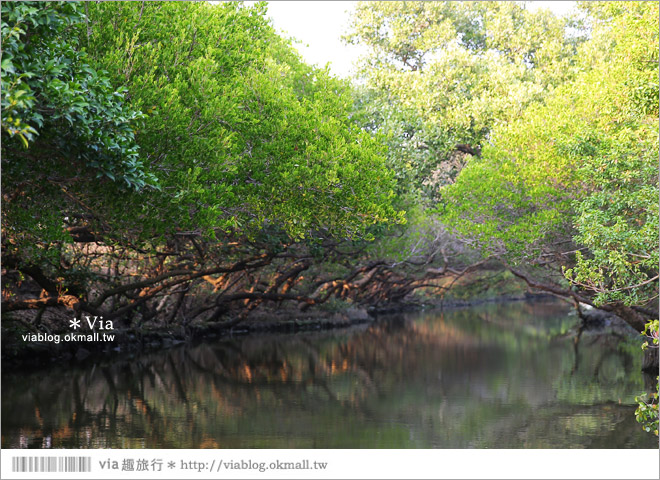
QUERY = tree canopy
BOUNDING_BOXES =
[342,1,658,322]
[1,1,403,324]
[344,1,584,201]
[82,1,401,242]
[439,1,659,311]
[2,1,403,273]
[1,0,657,337]
[1,1,151,188]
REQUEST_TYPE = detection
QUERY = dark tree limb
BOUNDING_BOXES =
[2,295,80,312]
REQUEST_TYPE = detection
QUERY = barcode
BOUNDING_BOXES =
[11,456,92,473]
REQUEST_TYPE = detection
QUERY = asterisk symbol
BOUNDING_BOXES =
[69,318,81,330]
[167,461,176,469]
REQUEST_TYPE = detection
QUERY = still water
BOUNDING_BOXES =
[2,300,657,448]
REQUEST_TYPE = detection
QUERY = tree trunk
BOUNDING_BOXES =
[642,348,659,374]
[608,304,648,333]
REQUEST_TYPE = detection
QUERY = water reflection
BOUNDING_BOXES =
[2,300,656,448]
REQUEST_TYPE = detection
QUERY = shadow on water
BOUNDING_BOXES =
[2,299,657,448]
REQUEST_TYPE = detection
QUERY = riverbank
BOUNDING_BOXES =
[0,293,646,370]
[1,306,372,370]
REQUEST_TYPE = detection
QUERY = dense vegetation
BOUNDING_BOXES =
[2,0,657,440]
[342,1,659,434]
[2,1,657,371]
[346,1,658,329]
[439,2,659,327]
[2,1,406,329]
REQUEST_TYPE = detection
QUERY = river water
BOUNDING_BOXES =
[2,299,657,448]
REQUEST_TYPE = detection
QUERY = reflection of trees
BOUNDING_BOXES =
[2,302,656,448]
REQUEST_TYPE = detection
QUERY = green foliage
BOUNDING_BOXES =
[2,0,656,339]
[344,1,582,200]
[1,1,158,271]
[635,391,659,436]
[437,140,575,259]
[439,1,659,308]
[1,1,153,188]
[635,321,659,437]
[84,1,402,241]
[565,128,659,306]
[562,2,659,307]
[2,0,404,297]
[641,320,659,351]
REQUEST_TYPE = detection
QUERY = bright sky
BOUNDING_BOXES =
[250,1,577,78]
